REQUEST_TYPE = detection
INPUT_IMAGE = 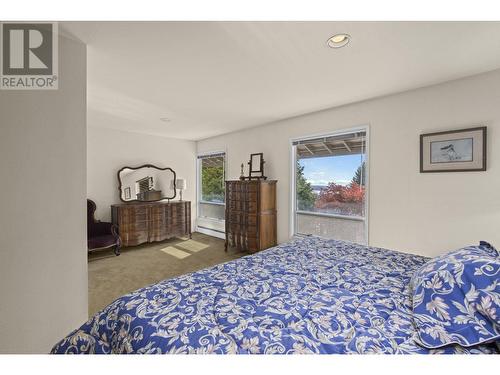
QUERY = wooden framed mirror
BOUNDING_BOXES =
[247,153,267,180]
[117,164,177,202]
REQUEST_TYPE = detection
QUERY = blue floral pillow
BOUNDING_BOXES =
[410,242,500,348]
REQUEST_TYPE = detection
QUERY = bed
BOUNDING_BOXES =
[51,236,499,354]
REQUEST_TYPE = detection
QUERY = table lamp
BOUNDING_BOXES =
[170,178,186,201]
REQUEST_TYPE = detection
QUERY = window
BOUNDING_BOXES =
[136,176,153,194]
[197,152,226,237]
[292,128,368,244]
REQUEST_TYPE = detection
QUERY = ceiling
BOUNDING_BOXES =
[61,21,500,141]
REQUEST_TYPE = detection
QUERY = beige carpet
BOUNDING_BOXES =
[87,232,244,317]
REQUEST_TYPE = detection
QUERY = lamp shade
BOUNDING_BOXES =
[170,178,186,190]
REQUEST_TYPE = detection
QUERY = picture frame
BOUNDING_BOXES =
[420,126,487,173]
[124,187,131,200]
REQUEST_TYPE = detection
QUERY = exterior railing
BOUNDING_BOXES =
[296,211,366,244]
[199,200,225,221]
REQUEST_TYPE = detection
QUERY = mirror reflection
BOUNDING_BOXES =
[251,154,261,172]
[118,165,176,202]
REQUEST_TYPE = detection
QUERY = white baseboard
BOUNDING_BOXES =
[196,227,225,240]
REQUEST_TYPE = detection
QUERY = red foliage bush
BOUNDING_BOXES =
[316,182,365,208]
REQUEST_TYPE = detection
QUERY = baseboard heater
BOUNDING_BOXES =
[197,225,225,234]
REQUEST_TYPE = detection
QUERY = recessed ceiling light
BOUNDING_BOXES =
[327,34,350,49]
[160,118,171,122]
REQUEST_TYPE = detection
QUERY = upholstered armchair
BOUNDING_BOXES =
[87,199,121,256]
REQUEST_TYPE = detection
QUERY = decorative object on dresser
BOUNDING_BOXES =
[239,163,245,180]
[111,201,191,247]
[117,164,177,202]
[170,178,186,201]
[136,189,162,201]
[225,179,277,253]
[420,126,487,173]
[87,199,121,256]
[240,153,267,180]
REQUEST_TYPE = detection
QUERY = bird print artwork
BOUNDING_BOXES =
[440,144,461,161]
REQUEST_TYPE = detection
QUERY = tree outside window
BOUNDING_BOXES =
[201,157,225,203]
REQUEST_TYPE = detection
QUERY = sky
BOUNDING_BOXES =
[299,154,364,186]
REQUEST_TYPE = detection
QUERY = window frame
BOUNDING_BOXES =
[289,125,370,244]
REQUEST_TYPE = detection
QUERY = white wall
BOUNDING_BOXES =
[87,127,196,225]
[0,35,87,353]
[197,69,500,257]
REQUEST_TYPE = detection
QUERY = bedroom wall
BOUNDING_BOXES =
[197,69,500,257]
[0,35,87,353]
[87,127,196,226]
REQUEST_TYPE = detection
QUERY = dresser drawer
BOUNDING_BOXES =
[227,213,258,226]
[246,236,259,252]
[246,214,258,226]
[227,191,258,201]
[121,230,149,247]
[247,192,258,202]
[120,219,149,231]
[120,209,148,223]
[227,200,242,211]
[227,212,242,224]
[247,200,258,213]
[228,223,242,233]
[246,182,259,192]
[226,181,259,192]
[227,200,258,212]
[227,191,242,200]
[226,182,240,192]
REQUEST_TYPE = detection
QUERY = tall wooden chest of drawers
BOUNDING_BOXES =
[111,201,191,247]
[225,180,277,253]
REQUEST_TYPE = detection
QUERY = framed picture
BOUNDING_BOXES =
[124,187,131,200]
[420,126,486,173]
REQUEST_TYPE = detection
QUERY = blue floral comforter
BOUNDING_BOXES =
[51,236,499,354]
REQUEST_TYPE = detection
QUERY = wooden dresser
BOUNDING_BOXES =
[111,201,191,247]
[225,180,277,253]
